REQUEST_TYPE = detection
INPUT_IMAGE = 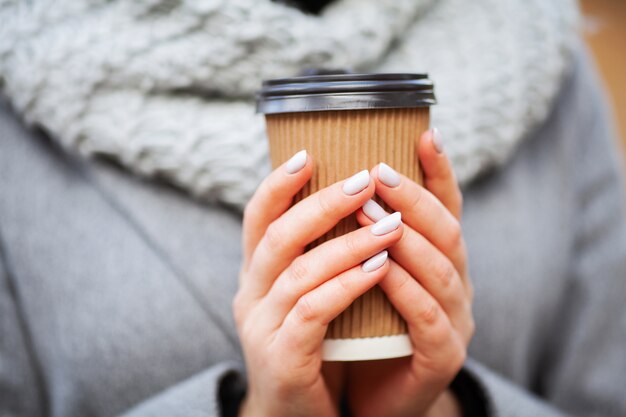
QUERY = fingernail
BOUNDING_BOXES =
[285,149,307,174]
[363,199,388,222]
[371,212,402,236]
[362,251,388,272]
[342,170,370,195]
[432,128,443,153]
[378,163,401,187]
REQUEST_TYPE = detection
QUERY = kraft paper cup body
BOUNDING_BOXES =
[257,73,435,361]
[265,108,429,361]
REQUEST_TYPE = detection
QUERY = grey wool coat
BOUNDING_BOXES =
[1,45,626,417]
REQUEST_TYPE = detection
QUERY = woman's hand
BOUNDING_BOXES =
[348,129,474,417]
[234,151,405,417]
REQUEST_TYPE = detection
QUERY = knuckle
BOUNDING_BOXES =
[271,276,293,304]
[430,320,452,346]
[434,260,456,289]
[407,188,424,211]
[412,330,465,379]
[294,294,318,324]
[264,221,286,252]
[317,188,336,217]
[451,346,467,372]
[344,233,362,256]
[392,269,413,293]
[444,221,463,253]
[413,349,447,378]
[453,334,468,366]
[335,273,353,296]
[263,176,281,199]
[416,300,441,327]
[288,257,310,283]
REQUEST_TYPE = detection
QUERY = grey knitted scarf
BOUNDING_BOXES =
[0,0,579,208]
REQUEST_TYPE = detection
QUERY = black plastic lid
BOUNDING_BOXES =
[256,72,436,115]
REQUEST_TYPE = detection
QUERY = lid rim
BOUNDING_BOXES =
[257,90,436,115]
[257,72,436,115]
[263,72,429,86]
[261,79,433,97]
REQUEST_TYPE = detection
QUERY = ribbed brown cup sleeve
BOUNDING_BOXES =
[265,108,429,339]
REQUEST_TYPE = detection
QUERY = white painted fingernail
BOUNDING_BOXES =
[371,212,402,236]
[363,199,388,222]
[285,150,307,174]
[432,127,443,153]
[342,170,370,195]
[378,163,400,187]
[362,251,388,272]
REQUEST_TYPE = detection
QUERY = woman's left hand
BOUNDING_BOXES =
[347,129,475,417]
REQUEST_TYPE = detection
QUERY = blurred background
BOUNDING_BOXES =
[581,0,626,157]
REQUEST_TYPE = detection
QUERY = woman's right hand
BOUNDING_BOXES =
[233,150,404,417]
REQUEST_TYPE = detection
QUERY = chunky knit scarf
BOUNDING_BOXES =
[0,0,579,208]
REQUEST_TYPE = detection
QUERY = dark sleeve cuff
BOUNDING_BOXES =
[219,364,247,417]
[450,365,491,417]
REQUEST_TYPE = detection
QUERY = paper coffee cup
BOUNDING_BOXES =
[256,72,435,361]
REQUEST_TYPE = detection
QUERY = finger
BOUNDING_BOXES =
[358,200,471,297]
[389,228,472,339]
[242,150,313,269]
[379,261,466,367]
[260,213,403,330]
[275,252,390,359]
[417,128,463,220]
[245,169,375,298]
[372,163,466,275]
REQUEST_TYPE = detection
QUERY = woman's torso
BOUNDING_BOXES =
[0,46,619,416]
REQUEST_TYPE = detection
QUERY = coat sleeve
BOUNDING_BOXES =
[119,362,246,417]
[542,43,626,417]
[453,44,626,417]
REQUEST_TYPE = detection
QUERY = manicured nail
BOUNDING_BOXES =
[371,212,402,236]
[342,170,370,195]
[432,127,443,153]
[363,199,388,222]
[378,163,400,187]
[285,150,307,174]
[362,251,389,272]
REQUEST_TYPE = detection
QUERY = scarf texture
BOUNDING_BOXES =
[0,0,579,208]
